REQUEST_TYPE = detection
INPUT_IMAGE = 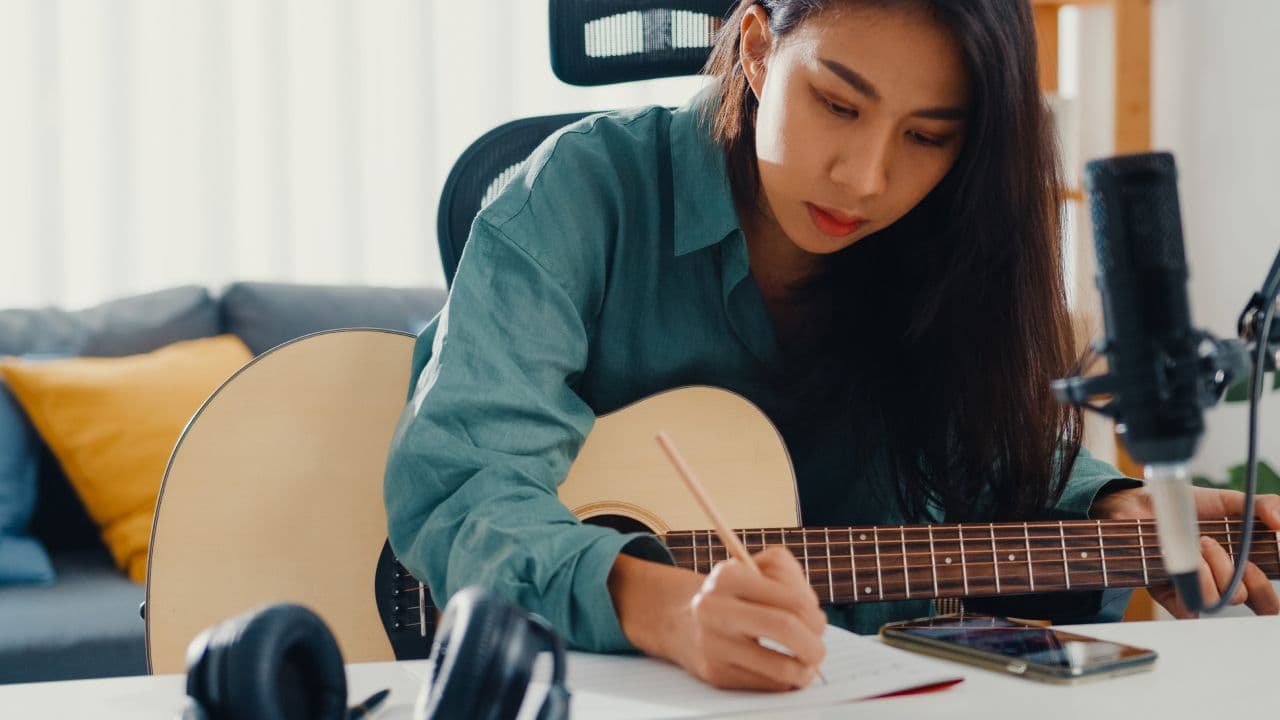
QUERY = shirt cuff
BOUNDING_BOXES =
[570,530,673,653]
[1061,476,1143,519]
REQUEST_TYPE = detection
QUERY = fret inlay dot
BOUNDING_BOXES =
[945,557,952,564]
[860,534,867,541]
[1081,552,1088,558]
[864,587,871,594]
[1008,554,1015,561]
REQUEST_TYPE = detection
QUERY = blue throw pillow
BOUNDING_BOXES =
[0,363,58,585]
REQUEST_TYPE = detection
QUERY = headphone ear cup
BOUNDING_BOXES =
[535,685,570,720]
[185,604,347,720]
[418,587,524,720]
[186,606,253,715]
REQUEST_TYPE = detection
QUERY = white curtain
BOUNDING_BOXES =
[0,0,708,310]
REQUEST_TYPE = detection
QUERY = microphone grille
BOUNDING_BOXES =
[1085,152,1187,275]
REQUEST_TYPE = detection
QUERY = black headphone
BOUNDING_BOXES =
[180,603,347,720]
[181,587,569,720]
[415,586,570,720]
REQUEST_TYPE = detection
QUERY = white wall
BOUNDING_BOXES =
[0,1,708,310]
[1067,1,1279,484]
[1153,0,1280,485]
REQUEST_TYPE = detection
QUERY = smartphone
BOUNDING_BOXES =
[879,613,1157,684]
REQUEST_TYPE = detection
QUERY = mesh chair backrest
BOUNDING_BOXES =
[550,0,735,86]
[436,113,594,287]
[437,1,734,287]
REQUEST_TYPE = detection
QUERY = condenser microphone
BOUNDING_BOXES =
[1081,152,1204,611]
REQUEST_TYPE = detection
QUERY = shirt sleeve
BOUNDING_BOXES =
[964,446,1142,623]
[383,216,670,653]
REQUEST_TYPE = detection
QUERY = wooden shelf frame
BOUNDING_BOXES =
[1032,0,1156,621]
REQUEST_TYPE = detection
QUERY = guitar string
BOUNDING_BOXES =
[664,533,1276,551]
[664,538,1279,559]
[664,549,1280,569]
[661,518,1270,541]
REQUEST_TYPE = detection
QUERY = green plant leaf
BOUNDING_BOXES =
[1223,373,1280,402]
[1224,379,1250,402]
[1221,460,1280,495]
[1192,474,1223,488]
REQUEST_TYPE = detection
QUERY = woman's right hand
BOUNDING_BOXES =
[610,546,828,691]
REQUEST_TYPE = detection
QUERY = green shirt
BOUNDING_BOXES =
[383,93,1132,653]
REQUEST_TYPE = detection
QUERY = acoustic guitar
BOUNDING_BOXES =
[145,329,1280,674]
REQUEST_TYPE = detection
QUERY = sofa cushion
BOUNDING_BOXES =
[0,285,220,357]
[0,336,254,582]
[1,286,221,555]
[0,372,56,585]
[220,282,444,355]
[0,548,146,683]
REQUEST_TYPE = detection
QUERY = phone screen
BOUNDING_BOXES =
[885,615,1155,674]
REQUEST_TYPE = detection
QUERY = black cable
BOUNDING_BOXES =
[1202,245,1279,614]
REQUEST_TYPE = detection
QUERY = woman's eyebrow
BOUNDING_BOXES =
[819,57,967,121]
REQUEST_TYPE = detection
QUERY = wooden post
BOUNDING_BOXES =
[1113,0,1152,153]
[1034,3,1060,93]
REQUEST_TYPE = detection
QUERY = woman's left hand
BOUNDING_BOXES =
[1091,486,1280,618]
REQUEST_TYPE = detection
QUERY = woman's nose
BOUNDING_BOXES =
[830,135,890,200]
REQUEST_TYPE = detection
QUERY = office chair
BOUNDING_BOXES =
[436,0,735,287]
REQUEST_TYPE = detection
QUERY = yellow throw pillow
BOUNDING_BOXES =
[0,335,252,582]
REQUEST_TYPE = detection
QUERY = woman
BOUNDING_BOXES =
[386,0,1280,691]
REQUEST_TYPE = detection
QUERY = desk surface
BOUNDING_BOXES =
[1,616,1275,719]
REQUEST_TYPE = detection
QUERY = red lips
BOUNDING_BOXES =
[806,203,866,237]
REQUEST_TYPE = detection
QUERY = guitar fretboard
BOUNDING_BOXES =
[662,519,1280,604]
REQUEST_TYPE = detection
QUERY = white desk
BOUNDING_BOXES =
[1,616,1275,719]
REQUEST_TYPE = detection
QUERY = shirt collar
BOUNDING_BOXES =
[669,89,742,257]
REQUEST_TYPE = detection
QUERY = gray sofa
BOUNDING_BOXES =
[0,281,444,684]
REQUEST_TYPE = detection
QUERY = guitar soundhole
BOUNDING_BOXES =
[583,514,653,535]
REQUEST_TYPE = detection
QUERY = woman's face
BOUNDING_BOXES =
[740,4,970,255]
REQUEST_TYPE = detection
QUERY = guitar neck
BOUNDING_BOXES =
[662,519,1280,604]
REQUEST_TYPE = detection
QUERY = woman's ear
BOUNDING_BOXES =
[739,4,772,99]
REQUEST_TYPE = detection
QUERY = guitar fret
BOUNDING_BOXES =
[873,527,884,600]
[824,528,835,603]
[1023,522,1035,592]
[800,528,812,584]
[1224,517,1234,563]
[691,531,700,573]
[990,523,1001,593]
[900,526,910,599]
[1097,520,1109,587]
[959,525,969,595]
[849,527,863,599]
[1137,520,1149,585]
[1059,521,1071,590]
[927,525,939,597]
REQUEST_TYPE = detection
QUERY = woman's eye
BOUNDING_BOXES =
[822,98,857,118]
[909,131,944,147]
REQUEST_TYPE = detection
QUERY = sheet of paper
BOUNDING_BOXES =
[531,625,961,719]
[401,625,962,719]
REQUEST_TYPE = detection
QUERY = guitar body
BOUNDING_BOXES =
[559,385,800,535]
[149,330,1280,672]
[147,330,802,673]
[146,329,417,674]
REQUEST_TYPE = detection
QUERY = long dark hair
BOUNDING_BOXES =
[703,0,1083,522]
